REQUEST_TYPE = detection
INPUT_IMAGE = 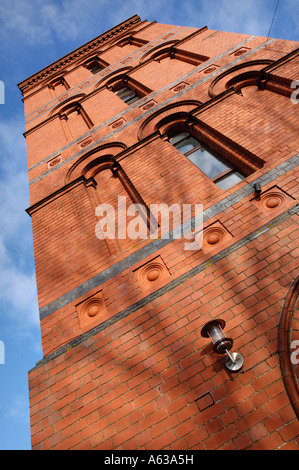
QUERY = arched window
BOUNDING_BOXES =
[108,76,151,106]
[169,131,245,190]
[82,56,109,75]
[114,85,142,105]
[58,102,93,140]
[116,35,147,49]
[48,75,69,98]
[87,62,103,75]
[141,43,208,67]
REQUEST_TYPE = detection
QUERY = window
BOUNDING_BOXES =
[83,56,108,74]
[89,64,103,74]
[48,76,69,97]
[169,132,245,190]
[86,61,103,74]
[115,86,142,105]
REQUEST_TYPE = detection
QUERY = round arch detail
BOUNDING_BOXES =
[208,60,273,97]
[137,100,201,141]
[65,142,127,184]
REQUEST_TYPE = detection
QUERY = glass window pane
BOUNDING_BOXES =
[126,94,141,104]
[115,87,141,104]
[90,65,102,74]
[169,132,190,146]
[115,87,133,99]
[123,94,136,103]
[175,136,201,154]
[187,147,231,178]
[216,171,244,190]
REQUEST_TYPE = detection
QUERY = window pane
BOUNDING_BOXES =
[90,65,102,74]
[216,171,244,190]
[115,87,133,99]
[174,136,201,154]
[126,94,141,104]
[169,132,190,146]
[115,87,141,104]
[187,147,231,178]
[123,93,137,103]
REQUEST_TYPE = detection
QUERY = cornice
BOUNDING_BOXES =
[17,15,142,93]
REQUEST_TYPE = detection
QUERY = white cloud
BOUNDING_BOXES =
[0,0,297,50]
[0,117,39,336]
[0,0,295,50]
[0,0,53,45]
[0,238,39,327]
[0,0,127,45]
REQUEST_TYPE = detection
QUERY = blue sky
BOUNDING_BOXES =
[0,0,298,451]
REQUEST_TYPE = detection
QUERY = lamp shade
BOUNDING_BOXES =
[200,319,233,354]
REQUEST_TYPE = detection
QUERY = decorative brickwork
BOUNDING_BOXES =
[76,291,109,333]
[133,256,170,292]
[19,15,299,450]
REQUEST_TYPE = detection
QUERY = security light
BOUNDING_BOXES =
[201,319,243,372]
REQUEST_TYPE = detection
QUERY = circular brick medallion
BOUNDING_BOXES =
[203,226,226,247]
[260,191,285,211]
[140,262,164,285]
[80,297,105,321]
[135,257,169,291]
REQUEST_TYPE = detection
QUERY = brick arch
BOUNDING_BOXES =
[278,273,299,419]
[137,100,201,140]
[114,34,147,49]
[48,93,86,117]
[78,51,104,64]
[80,54,110,72]
[65,141,155,239]
[40,70,70,89]
[139,100,264,176]
[139,40,179,64]
[208,60,273,97]
[140,41,209,66]
[93,67,133,90]
[108,30,141,47]
[65,143,127,183]
[48,73,70,89]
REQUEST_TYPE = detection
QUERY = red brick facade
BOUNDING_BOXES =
[18,15,299,450]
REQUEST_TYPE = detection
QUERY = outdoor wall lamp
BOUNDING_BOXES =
[201,319,243,372]
[254,182,262,196]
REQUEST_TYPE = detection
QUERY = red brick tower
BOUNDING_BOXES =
[18,15,299,450]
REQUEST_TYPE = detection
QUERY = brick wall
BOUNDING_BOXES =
[19,15,299,450]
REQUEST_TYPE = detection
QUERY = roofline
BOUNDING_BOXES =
[17,14,142,91]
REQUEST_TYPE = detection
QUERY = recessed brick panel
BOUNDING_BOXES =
[133,255,170,292]
[253,186,294,214]
[76,291,109,333]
